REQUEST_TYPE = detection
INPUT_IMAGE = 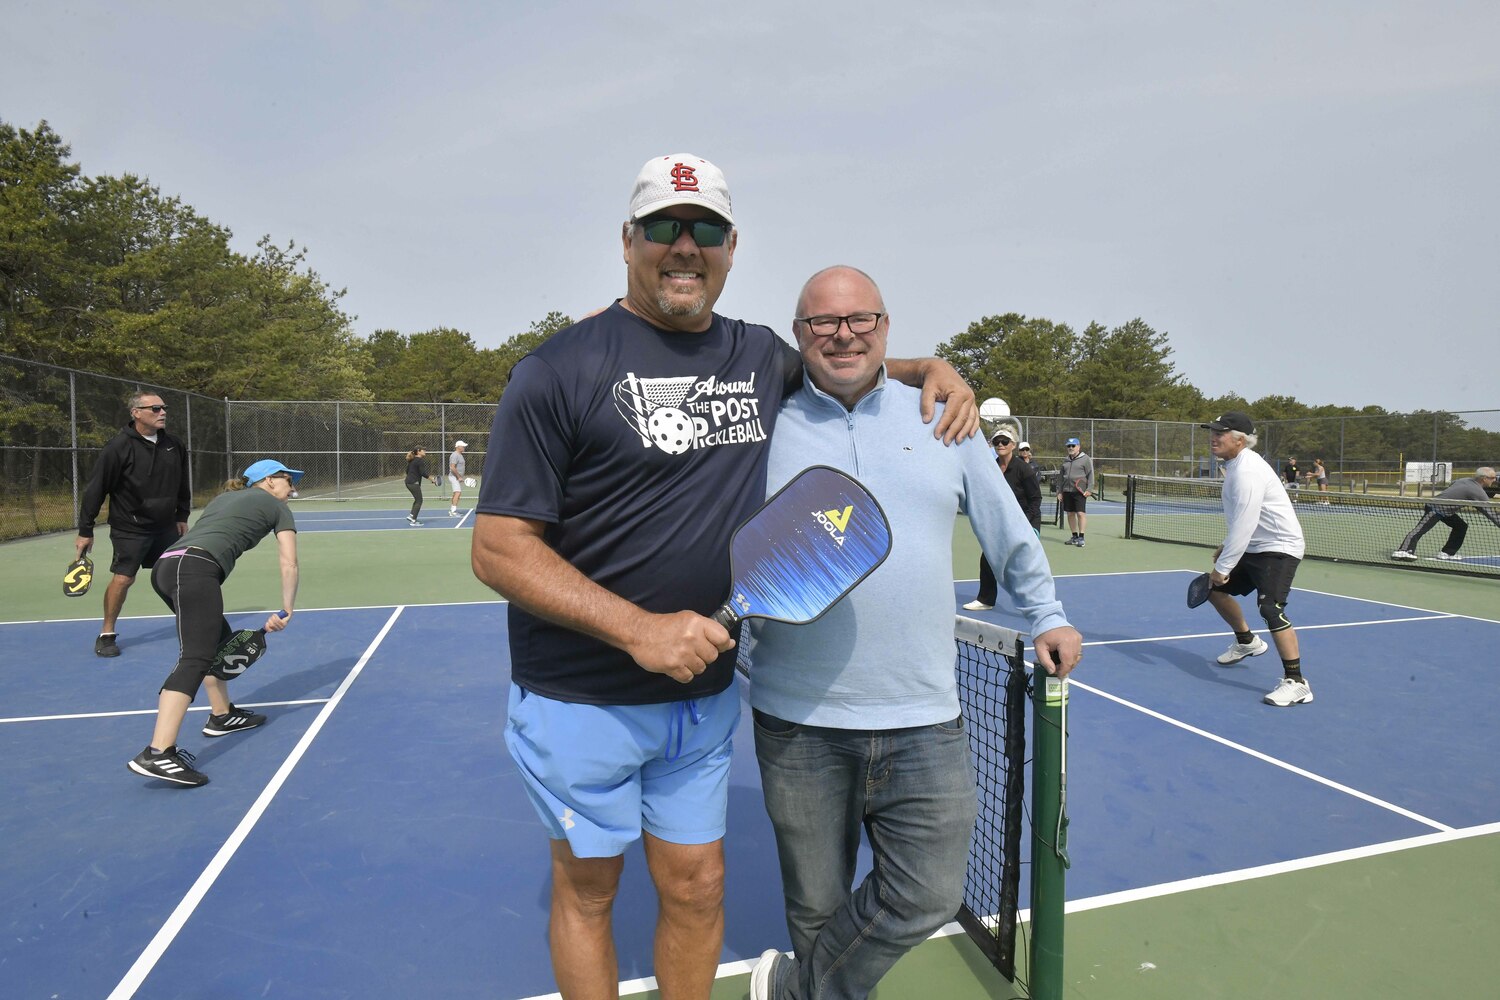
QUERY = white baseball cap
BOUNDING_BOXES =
[629,154,733,224]
[1018,441,1031,450]
[454,440,468,448]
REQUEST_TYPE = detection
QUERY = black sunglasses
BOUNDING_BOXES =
[134,404,168,413]
[636,216,731,248]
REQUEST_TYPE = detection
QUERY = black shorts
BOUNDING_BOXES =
[1215,551,1300,604]
[108,528,180,577]
[1061,491,1088,513]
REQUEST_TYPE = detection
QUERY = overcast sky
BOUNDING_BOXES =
[5,0,1496,416]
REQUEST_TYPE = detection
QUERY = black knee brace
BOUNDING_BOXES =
[1258,594,1291,633]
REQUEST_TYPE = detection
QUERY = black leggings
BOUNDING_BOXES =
[407,482,423,518]
[151,551,232,698]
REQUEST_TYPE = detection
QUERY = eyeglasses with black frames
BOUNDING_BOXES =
[794,312,885,337]
[134,404,168,413]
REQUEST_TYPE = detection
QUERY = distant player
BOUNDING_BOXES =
[448,440,468,516]
[1306,458,1329,503]
[1201,412,1313,708]
[1282,456,1299,498]
[405,446,440,525]
[1059,437,1093,546]
[1390,467,1500,562]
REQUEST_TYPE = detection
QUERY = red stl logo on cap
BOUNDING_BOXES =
[669,163,699,192]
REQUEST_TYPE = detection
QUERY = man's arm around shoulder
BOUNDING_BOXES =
[884,357,978,444]
[471,513,733,684]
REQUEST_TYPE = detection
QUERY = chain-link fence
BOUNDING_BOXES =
[1004,411,1500,497]
[226,400,493,501]
[0,356,228,541]
[5,353,1495,542]
[0,355,495,541]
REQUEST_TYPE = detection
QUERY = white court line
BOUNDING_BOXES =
[1,698,330,725]
[0,597,507,627]
[453,508,474,528]
[299,514,412,523]
[1066,677,1453,832]
[1082,612,1458,648]
[105,606,405,1000]
[1062,820,1500,913]
[533,823,1500,999]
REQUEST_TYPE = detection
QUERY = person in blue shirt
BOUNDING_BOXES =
[470,156,979,999]
[747,266,1083,1000]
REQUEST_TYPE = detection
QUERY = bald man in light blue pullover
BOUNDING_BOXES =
[748,267,1083,1000]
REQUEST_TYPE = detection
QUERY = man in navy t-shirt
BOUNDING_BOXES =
[471,153,976,998]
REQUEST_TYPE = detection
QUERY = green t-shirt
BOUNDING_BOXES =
[178,487,296,575]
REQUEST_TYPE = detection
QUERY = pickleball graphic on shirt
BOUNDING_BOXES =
[613,371,768,453]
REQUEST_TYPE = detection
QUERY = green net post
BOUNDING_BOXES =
[1030,670,1070,999]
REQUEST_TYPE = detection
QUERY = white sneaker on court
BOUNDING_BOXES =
[962,600,993,611]
[1264,677,1314,706]
[750,950,782,1000]
[1217,635,1268,665]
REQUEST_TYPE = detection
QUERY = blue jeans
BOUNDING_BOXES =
[753,710,978,1000]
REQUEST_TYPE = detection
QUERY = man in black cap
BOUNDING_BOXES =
[1200,411,1314,707]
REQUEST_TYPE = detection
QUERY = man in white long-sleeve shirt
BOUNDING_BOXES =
[1202,411,1313,707]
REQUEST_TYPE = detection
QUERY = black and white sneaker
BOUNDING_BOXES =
[407,516,423,526]
[128,745,208,786]
[95,632,121,657]
[202,704,268,737]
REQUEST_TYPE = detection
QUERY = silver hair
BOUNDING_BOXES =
[1227,430,1259,450]
[1478,466,1497,478]
[126,390,160,412]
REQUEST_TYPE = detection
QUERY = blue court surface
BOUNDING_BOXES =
[3,570,1497,998]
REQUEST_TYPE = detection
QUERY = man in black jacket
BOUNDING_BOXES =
[964,427,1043,610]
[76,392,191,656]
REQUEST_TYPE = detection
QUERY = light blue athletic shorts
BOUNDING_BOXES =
[504,683,740,858]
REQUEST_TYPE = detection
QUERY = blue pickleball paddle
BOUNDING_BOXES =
[711,465,892,629]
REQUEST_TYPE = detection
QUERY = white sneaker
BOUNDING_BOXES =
[1264,677,1314,706]
[749,949,782,1000]
[962,600,994,611]
[1217,635,1268,665]
[1431,552,1461,561]
[449,508,458,516]
[1389,550,1417,561]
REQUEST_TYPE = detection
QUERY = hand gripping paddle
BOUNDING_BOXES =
[1186,572,1213,609]
[209,612,289,680]
[711,466,892,630]
[64,555,94,597]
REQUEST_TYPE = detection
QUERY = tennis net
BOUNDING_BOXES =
[1125,475,1500,577]
[954,616,1068,998]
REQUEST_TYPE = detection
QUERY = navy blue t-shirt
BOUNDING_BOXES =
[477,302,800,705]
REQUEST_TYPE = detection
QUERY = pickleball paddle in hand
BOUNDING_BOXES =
[209,612,289,680]
[711,466,892,630]
[1186,572,1213,609]
[64,555,94,597]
